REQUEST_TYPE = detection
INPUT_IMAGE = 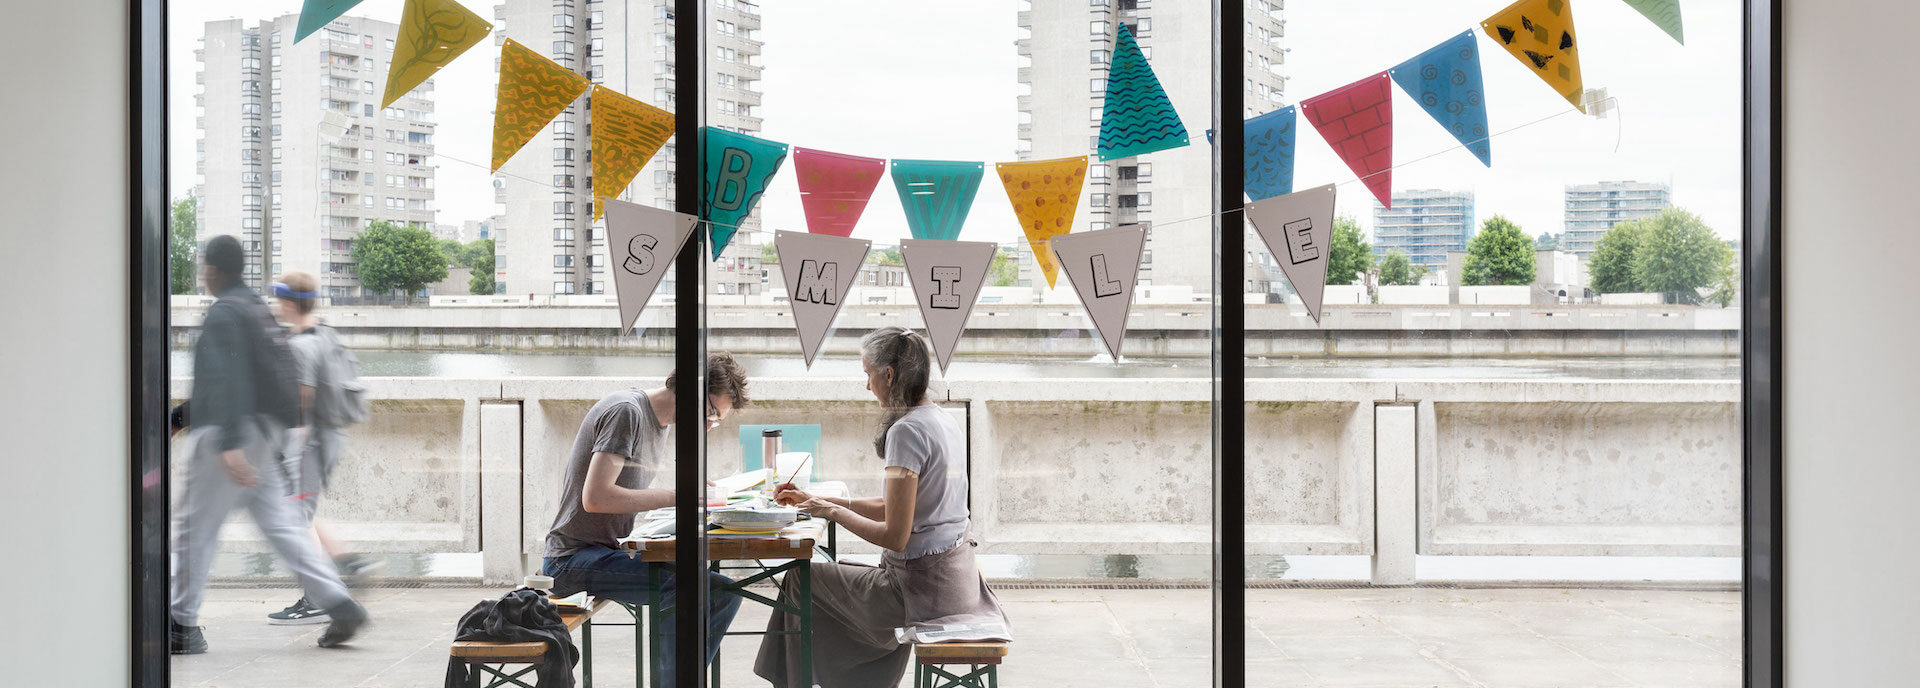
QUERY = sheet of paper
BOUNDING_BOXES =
[1246,184,1337,324]
[1391,31,1492,167]
[1098,24,1189,160]
[996,156,1088,288]
[382,0,491,109]
[1050,225,1146,362]
[491,38,588,173]
[591,85,675,221]
[1481,0,1587,112]
[902,239,997,375]
[1301,71,1395,209]
[796,148,887,237]
[703,128,790,258]
[295,0,368,42]
[891,159,985,242]
[1243,106,1298,201]
[602,199,697,334]
[1621,0,1684,44]
[775,230,871,367]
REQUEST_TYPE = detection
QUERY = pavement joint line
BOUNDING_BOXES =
[1097,591,1164,687]
[1482,597,1638,685]
[1366,606,1491,688]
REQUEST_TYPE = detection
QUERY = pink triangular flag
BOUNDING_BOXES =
[794,148,886,238]
[1301,71,1395,209]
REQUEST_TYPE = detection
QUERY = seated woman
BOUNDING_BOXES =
[755,326,1011,688]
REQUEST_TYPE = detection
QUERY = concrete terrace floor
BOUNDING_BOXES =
[171,584,1739,688]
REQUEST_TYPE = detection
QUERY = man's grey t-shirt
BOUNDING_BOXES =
[883,404,970,560]
[544,388,667,557]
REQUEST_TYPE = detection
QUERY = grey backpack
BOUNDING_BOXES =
[311,324,370,427]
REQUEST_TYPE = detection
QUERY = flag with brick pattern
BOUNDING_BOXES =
[491,38,587,173]
[1301,72,1395,209]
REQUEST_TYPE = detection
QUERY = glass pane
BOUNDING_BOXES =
[1244,2,1744,685]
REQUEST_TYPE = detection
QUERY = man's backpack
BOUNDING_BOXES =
[229,294,302,429]
[311,324,370,427]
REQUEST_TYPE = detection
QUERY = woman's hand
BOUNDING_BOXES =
[792,497,839,520]
[772,482,813,506]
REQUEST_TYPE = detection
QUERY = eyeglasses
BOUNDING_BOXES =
[706,398,722,428]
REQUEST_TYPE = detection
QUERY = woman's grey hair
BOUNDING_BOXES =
[861,326,932,459]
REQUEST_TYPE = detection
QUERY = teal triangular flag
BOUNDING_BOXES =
[890,160,984,241]
[1621,0,1684,44]
[1098,24,1189,161]
[701,128,789,259]
[295,0,367,43]
[1390,31,1492,167]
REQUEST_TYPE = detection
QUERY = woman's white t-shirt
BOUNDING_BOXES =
[883,404,970,560]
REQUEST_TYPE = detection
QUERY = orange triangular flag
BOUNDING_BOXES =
[491,39,587,173]
[996,156,1088,288]
[1481,0,1586,112]
[382,0,491,109]
[591,85,675,221]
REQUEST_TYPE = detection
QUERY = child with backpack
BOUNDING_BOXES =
[264,271,380,625]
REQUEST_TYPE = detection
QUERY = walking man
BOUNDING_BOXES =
[265,271,380,625]
[170,236,368,654]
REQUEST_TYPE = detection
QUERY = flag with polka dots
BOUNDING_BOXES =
[996,156,1089,289]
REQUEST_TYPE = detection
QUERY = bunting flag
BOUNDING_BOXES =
[590,85,675,221]
[1243,106,1298,201]
[382,0,492,109]
[702,128,790,259]
[295,0,367,42]
[1301,72,1395,209]
[1098,24,1189,160]
[1620,0,1684,44]
[775,230,871,368]
[1390,31,1492,167]
[603,199,698,335]
[491,39,587,173]
[1246,184,1337,323]
[996,156,1088,289]
[1482,0,1586,112]
[795,148,887,237]
[1051,225,1146,362]
[890,160,984,241]
[901,239,997,375]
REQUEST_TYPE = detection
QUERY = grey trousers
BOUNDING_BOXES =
[283,426,347,522]
[170,418,351,626]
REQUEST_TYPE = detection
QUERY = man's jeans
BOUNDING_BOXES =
[544,546,743,684]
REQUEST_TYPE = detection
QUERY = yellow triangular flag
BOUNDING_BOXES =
[382,0,492,110]
[996,156,1088,288]
[491,39,588,173]
[591,85,675,221]
[1481,0,1586,113]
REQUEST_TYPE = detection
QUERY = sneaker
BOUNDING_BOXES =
[335,554,386,589]
[317,599,368,648]
[267,597,331,625]
[169,621,207,655]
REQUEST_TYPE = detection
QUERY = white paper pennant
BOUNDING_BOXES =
[775,230,871,368]
[901,239,996,375]
[1049,225,1146,362]
[603,199,698,334]
[1246,184,1336,323]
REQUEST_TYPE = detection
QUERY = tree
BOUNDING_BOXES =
[350,221,448,302]
[988,250,1019,287]
[1377,249,1419,286]
[760,242,778,265]
[1587,220,1646,294]
[872,246,904,266]
[1461,215,1536,286]
[466,239,496,295]
[1325,216,1371,286]
[1535,232,1562,251]
[1630,208,1733,305]
[169,195,198,294]
[1707,263,1737,308]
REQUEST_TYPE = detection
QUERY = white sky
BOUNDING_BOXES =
[168,0,1741,244]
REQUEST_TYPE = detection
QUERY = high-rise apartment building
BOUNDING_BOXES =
[1372,189,1476,270]
[492,0,765,298]
[1562,180,1672,257]
[197,15,437,298]
[1017,0,1288,297]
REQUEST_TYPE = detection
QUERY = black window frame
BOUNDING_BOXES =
[128,0,1784,685]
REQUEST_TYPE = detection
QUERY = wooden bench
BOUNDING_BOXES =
[451,598,610,688]
[914,642,1009,688]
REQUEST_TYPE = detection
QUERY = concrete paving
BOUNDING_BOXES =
[171,585,1739,687]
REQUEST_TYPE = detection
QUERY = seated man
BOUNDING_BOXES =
[540,353,750,683]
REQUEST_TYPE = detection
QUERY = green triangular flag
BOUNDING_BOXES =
[1620,0,1684,44]
[1098,24,1189,160]
[295,0,368,43]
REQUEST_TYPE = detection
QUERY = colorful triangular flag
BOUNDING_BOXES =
[1620,0,1684,44]
[295,0,367,43]
[775,230,871,368]
[1246,184,1337,323]
[996,156,1088,289]
[603,199,698,334]
[1098,24,1189,160]
[890,160,984,241]
[1051,225,1145,362]
[382,0,491,109]
[1390,31,1492,167]
[702,128,789,259]
[901,239,997,375]
[1244,106,1298,201]
[591,85,675,221]
[1481,0,1586,112]
[491,39,587,173]
[1301,72,1395,209]
[795,148,887,237]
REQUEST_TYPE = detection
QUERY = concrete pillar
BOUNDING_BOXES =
[480,401,524,585]
[1373,404,1417,585]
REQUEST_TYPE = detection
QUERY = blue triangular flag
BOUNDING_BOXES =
[702,127,789,259]
[1389,31,1492,167]
[1243,106,1297,201]
[1098,24,1189,161]
[295,0,367,43]
[890,159,984,241]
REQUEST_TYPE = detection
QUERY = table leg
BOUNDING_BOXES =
[631,602,645,688]
[582,617,594,688]
[648,565,663,688]
[799,560,814,687]
[711,560,722,688]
